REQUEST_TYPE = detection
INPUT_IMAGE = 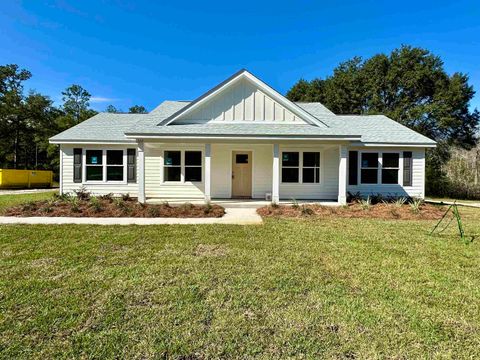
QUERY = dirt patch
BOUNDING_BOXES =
[257,203,446,220]
[194,244,229,257]
[4,197,225,218]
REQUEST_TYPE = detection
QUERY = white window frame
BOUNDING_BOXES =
[280,150,321,184]
[162,149,204,184]
[83,149,128,184]
[358,151,401,185]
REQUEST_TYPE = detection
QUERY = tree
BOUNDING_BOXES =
[61,84,96,126]
[0,64,32,168]
[128,105,147,113]
[105,104,119,113]
[287,45,479,148]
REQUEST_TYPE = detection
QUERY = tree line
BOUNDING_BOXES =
[0,64,146,176]
[287,45,480,198]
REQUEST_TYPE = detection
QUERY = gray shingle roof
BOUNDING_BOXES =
[50,100,436,145]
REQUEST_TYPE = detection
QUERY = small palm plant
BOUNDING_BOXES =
[410,198,423,214]
[89,196,103,213]
[395,197,408,207]
[360,196,371,210]
[291,198,299,209]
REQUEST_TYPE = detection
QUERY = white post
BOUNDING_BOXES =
[338,144,347,205]
[272,144,280,204]
[138,140,145,203]
[205,143,211,202]
[59,145,63,195]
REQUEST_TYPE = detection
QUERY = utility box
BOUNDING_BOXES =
[0,169,53,188]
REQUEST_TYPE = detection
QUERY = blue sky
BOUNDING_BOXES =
[1,0,479,112]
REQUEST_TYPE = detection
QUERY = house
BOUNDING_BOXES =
[49,69,436,204]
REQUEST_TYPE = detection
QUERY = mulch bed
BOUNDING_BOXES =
[257,203,446,220]
[4,197,225,218]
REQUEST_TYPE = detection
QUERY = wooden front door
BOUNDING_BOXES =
[232,151,252,198]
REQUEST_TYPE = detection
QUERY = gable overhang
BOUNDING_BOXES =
[159,69,328,127]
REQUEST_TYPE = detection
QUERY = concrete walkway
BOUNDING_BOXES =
[0,188,57,195]
[425,199,480,208]
[0,207,263,225]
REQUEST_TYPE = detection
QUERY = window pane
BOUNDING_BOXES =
[236,154,249,164]
[361,169,378,184]
[185,167,202,182]
[282,168,299,183]
[382,169,398,184]
[107,166,123,181]
[86,150,102,165]
[164,151,181,166]
[164,167,181,181]
[185,151,202,166]
[383,153,399,168]
[303,168,315,183]
[107,150,123,165]
[86,166,103,181]
[282,152,299,167]
[303,152,320,167]
[361,153,378,168]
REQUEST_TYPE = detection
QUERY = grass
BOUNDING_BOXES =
[1,194,480,358]
[0,191,57,214]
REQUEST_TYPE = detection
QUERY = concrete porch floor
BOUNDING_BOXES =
[146,198,340,209]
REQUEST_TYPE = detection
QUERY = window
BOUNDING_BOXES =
[185,151,202,182]
[106,150,124,181]
[86,150,103,181]
[236,154,249,164]
[164,151,181,182]
[282,152,299,183]
[163,150,203,182]
[359,152,401,185]
[85,149,126,182]
[302,152,320,183]
[281,151,320,183]
[361,153,379,184]
[382,153,399,184]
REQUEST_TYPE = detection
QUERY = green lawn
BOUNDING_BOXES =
[1,194,480,358]
[0,191,58,214]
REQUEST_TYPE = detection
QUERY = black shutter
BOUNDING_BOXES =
[348,151,358,185]
[127,149,136,183]
[403,151,413,186]
[73,148,82,183]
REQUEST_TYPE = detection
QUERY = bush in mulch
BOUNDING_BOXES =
[258,201,446,220]
[4,193,225,218]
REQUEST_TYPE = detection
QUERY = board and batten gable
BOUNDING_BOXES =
[175,78,308,124]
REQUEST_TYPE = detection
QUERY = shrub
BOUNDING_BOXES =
[69,197,80,213]
[291,198,299,209]
[99,193,114,202]
[89,196,103,213]
[180,202,194,212]
[21,201,37,212]
[74,186,90,201]
[41,200,55,213]
[161,201,171,208]
[301,205,314,216]
[53,193,70,202]
[203,202,213,214]
[394,197,408,207]
[410,198,423,214]
[347,192,362,203]
[360,196,372,210]
[122,193,131,202]
[147,206,160,217]
[113,197,126,209]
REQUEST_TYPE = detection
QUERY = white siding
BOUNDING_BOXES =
[61,144,139,196]
[347,147,425,198]
[211,144,272,199]
[177,78,304,123]
[145,144,205,199]
[279,146,339,200]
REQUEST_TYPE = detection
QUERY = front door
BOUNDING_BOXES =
[232,151,252,198]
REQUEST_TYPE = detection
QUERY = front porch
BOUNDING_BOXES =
[146,198,341,208]
[136,141,348,205]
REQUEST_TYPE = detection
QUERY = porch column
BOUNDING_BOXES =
[204,143,211,202]
[338,144,347,205]
[272,144,280,204]
[138,140,145,203]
